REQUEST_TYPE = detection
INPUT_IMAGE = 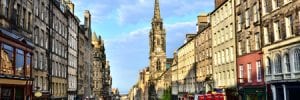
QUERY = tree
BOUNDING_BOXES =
[161,87,171,100]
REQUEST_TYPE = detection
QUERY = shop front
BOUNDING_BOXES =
[239,86,265,100]
[197,93,224,100]
[268,82,300,100]
[0,79,33,100]
[0,29,34,100]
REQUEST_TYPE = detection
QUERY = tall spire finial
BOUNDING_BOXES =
[153,0,161,21]
[92,32,98,41]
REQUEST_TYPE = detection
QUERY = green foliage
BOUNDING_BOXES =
[161,87,172,100]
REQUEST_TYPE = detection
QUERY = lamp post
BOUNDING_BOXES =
[34,87,42,98]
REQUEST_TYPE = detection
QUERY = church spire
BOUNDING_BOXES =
[153,0,161,21]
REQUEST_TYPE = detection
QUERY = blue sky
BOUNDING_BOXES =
[73,0,214,94]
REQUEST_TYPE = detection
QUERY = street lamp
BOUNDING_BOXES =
[34,87,42,98]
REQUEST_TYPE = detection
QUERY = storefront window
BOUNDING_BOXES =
[16,49,25,76]
[1,88,13,100]
[1,44,14,75]
[26,53,31,77]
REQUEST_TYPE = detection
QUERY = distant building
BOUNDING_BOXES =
[64,1,80,99]
[235,0,265,99]
[92,32,112,99]
[148,0,167,99]
[194,14,213,94]
[77,10,94,100]
[177,33,196,99]
[211,0,237,99]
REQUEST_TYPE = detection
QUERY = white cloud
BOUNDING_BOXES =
[116,0,213,24]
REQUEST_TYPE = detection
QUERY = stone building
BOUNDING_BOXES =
[177,35,196,99]
[260,0,300,99]
[211,0,237,99]
[77,10,93,100]
[215,0,227,8]
[194,14,213,94]
[0,0,34,99]
[235,0,265,99]
[171,52,179,98]
[65,0,79,99]
[31,0,51,99]
[148,0,167,99]
[137,67,151,100]
[92,32,112,99]
[49,1,69,99]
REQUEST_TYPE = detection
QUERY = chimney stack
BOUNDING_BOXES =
[215,0,227,8]
[197,14,209,32]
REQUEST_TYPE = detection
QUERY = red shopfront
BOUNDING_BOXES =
[0,29,34,100]
[198,93,224,100]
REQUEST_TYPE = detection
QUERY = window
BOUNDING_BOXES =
[239,65,244,83]
[274,54,282,73]
[245,10,250,27]
[247,63,252,83]
[225,48,229,63]
[266,57,272,74]
[16,4,21,25]
[263,27,269,44]
[34,27,39,44]
[255,33,261,50]
[221,50,225,64]
[22,8,26,28]
[35,0,39,16]
[256,61,262,82]
[237,14,242,31]
[1,0,8,17]
[229,24,233,38]
[284,0,292,5]
[253,4,259,22]
[39,53,43,70]
[218,51,221,65]
[272,0,279,10]
[15,49,25,76]
[28,12,32,31]
[262,0,268,15]
[238,41,242,55]
[294,49,300,71]
[230,47,234,61]
[246,38,250,53]
[214,53,217,65]
[273,21,281,41]
[40,30,44,47]
[284,53,290,72]
[1,44,14,75]
[44,77,47,90]
[44,55,47,71]
[25,53,31,77]
[34,76,38,90]
[45,32,48,49]
[285,15,293,37]
[41,2,44,20]
[236,0,240,5]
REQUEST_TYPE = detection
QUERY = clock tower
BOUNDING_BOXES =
[149,0,166,76]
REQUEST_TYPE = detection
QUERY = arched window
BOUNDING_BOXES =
[266,57,272,74]
[156,60,161,71]
[294,49,300,71]
[274,54,282,73]
[284,53,290,72]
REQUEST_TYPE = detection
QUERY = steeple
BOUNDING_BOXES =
[92,32,98,42]
[153,0,161,21]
